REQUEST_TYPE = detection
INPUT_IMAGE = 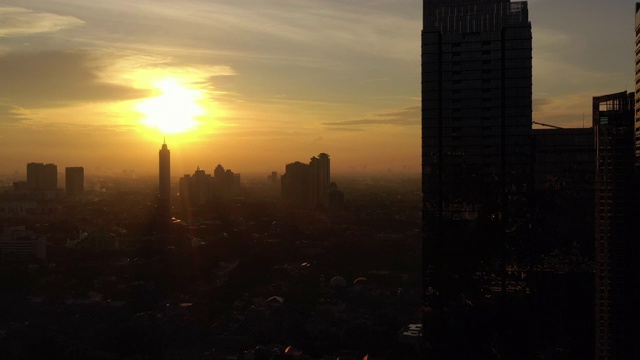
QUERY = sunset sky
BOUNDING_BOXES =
[0,0,637,177]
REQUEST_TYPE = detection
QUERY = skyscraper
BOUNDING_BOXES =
[179,166,214,209]
[422,0,532,354]
[159,140,171,220]
[423,0,532,220]
[635,3,640,169]
[281,153,332,210]
[65,167,84,199]
[309,153,330,208]
[316,153,330,207]
[212,164,241,199]
[593,91,638,359]
[281,161,312,210]
[27,162,58,191]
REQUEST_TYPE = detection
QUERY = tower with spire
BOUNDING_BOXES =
[158,139,171,221]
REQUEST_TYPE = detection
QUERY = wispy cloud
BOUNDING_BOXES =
[0,6,84,37]
[325,127,364,132]
[0,50,149,108]
[11,0,419,69]
[323,106,419,127]
[533,98,552,112]
[0,103,28,123]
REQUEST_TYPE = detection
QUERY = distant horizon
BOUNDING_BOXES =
[0,164,422,183]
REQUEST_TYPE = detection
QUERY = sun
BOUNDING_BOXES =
[136,78,205,134]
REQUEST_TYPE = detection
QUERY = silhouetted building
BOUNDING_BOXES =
[310,153,330,208]
[422,0,532,278]
[423,0,532,217]
[179,167,214,210]
[213,164,240,198]
[159,141,171,221]
[281,153,335,210]
[422,1,533,355]
[281,161,312,210]
[533,128,594,191]
[635,3,640,169]
[27,162,57,191]
[65,166,84,199]
[532,127,595,254]
[593,91,639,359]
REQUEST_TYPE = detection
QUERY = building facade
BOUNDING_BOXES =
[281,153,332,210]
[213,164,241,198]
[281,161,312,210]
[423,0,532,219]
[27,162,57,191]
[65,166,84,199]
[635,3,640,169]
[179,167,214,209]
[593,91,638,359]
[422,0,532,282]
[533,128,594,190]
[422,1,533,355]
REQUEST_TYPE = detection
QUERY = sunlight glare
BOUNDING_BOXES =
[136,78,205,134]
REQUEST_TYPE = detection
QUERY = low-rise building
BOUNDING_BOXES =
[0,226,46,261]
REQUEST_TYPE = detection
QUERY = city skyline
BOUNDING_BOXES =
[0,0,638,176]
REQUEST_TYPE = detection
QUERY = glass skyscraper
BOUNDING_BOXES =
[422,0,532,355]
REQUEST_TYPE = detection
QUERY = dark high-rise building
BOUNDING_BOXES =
[65,167,84,199]
[179,167,213,210]
[159,141,171,220]
[316,153,330,207]
[309,153,330,208]
[281,153,333,210]
[27,162,58,191]
[593,91,638,359]
[635,3,640,168]
[212,164,241,199]
[281,161,312,210]
[423,0,532,219]
[422,1,532,355]
[532,127,595,275]
[422,0,532,274]
[533,128,594,191]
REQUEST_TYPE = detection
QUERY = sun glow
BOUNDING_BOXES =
[136,78,205,134]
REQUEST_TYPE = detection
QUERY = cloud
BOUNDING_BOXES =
[325,127,364,132]
[0,6,84,37]
[323,106,420,127]
[27,0,419,69]
[533,98,552,112]
[0,50,149,108]
[0,103,28,122]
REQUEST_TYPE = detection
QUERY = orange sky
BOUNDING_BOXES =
[0,1,637,177]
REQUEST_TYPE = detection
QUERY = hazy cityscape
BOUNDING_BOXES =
[1,1,640,359]
[0,144,422,359]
